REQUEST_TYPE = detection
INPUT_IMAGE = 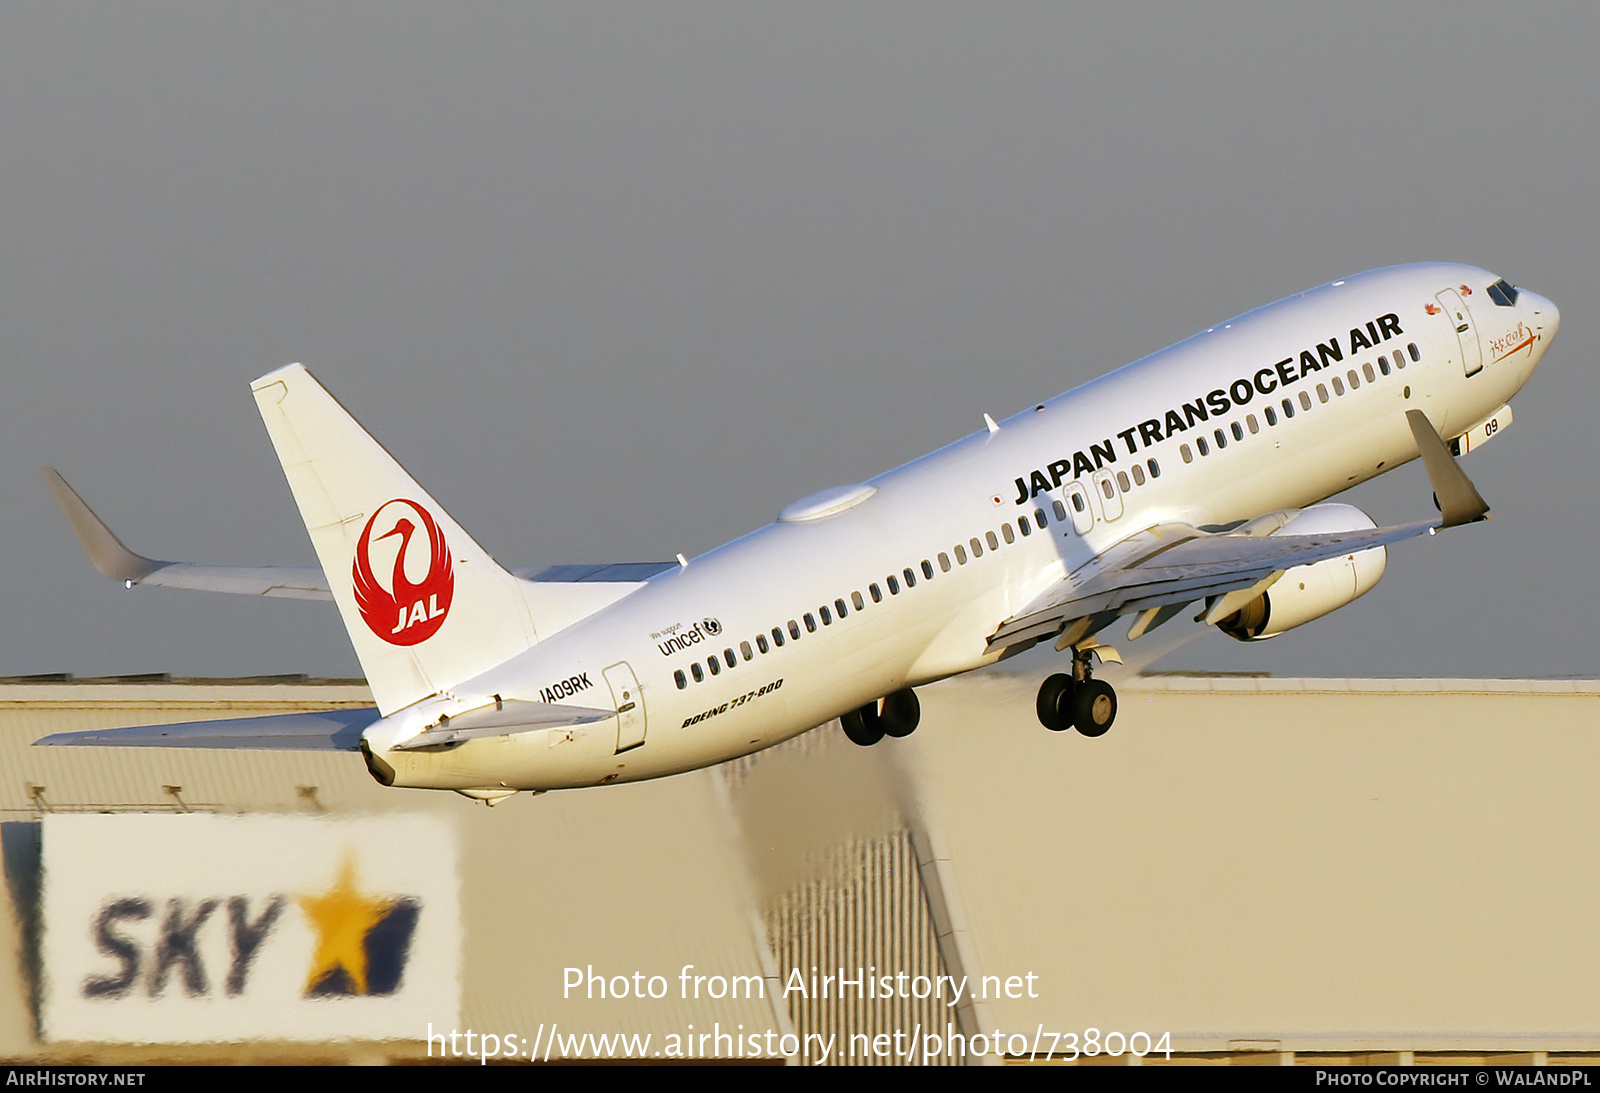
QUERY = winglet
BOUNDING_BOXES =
[1405,410,1490,527]
[42,469,166,583]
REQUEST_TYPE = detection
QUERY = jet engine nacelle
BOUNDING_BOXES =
[1216,503,1388,641]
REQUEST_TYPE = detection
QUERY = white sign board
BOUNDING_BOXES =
[42,813,458,1043]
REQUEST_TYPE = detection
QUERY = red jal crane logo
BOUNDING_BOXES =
[353,499,455,645]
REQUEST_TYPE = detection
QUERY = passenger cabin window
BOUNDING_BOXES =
[970,537,983,558]
[757,634,769,653]
[741,641,752,661]
[1132,464,1145,485]
[903,568,916,588]
[987,531,1000,550]
[888,575,900,595]
[1052,500,1067,521]
[772,627,785,647]
[1019,517,1032,536]
[1231,421,1244,441]
[1300,391,1312,411]
[789,620,801,639]
[1001,524,1015,545]
[852,591,864,611]
[870,583,882,602]
[955,544,967,564]
[1347,370,1359,389]
[1408,343,1420,362]
[819,606,831,625]
[1264,406,1277,426]
[835,597,848,618]
[1379,356,1390,375]
[675,669,687,690]
[938,552,951,571]
[804,613,817,632]
[1247,414,1259,434]
[1116,471,1130,492]
[691,663,704,682]
[708,657,720,676]
[1317,384,1329,403]
[1149,459,1160,477]
[1363,362,1375,383]
[1197,436,1210,456]
[724,649,736,668]
[1034,507,1049,528]
[1214,428,1227,449]
[1332,376,1344,396]
[1283,398,1295,418]
[921,559,934,579]
[1181,443,1193,463]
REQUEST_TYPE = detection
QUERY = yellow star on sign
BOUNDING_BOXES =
[297,856,390,996]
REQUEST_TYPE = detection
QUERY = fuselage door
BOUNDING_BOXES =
[1436,288,1483,377]
[603,661,647,753]
[1091,470,1123,521]
[1063,482,1094,534]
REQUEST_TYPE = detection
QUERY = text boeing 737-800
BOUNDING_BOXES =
[38,263,1557,804]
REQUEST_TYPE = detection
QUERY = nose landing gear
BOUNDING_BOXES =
[1036,646,1118,737]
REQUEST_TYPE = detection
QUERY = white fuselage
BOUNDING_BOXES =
[365,263,1556,793]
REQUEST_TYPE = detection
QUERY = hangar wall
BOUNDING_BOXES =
[1,672,1595,1065]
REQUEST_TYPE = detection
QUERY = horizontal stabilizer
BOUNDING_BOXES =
[391,699,615,750]
[34,708,378,751]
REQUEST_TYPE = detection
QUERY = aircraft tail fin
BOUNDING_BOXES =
[251,364,538,714]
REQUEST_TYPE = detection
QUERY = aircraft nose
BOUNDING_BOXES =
[1523,289,1559,343]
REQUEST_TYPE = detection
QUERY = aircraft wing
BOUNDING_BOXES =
[986,518,1437,653]
[987,408,1489,654]
[44,469,674,598]
[44,468,335,600]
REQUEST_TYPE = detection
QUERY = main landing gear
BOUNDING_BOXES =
[839,688,920,747]
[1036,646,1118,737]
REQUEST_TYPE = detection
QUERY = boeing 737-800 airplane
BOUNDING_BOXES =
[39,263,1557,804]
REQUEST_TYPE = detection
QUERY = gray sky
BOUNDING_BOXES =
[2,3,1594,681]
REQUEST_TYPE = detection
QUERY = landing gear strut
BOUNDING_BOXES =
[1036,646,1117,737]
[840,688,920,747]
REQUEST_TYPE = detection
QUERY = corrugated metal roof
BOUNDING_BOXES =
[2,675,1597,1062]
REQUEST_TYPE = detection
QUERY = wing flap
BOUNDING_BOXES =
[139,564,332,599]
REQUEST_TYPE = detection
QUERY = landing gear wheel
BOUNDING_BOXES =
[1036,673,1076,732]
[1072,679,1117,738]
[839,705,884,747]
[880,689,920,738]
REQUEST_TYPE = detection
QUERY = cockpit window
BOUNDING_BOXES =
[1486,279,1519,307]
